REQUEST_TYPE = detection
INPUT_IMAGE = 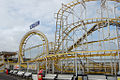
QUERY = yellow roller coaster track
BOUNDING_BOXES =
[6,0,120,74]
[18,30,49,63]
[53,0,120,74]
[55,18,120,52]
[26,49,120,63]
[55,0,120,52]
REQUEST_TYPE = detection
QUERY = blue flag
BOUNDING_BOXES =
[30,21,40,29]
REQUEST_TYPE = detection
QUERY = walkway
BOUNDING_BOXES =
[0,73,20,80]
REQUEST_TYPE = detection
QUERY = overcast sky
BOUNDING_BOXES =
[0,0,119,52]
[0,0,72,52]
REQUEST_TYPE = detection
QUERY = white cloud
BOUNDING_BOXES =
[0,0,65,52]
[0,0,119,53]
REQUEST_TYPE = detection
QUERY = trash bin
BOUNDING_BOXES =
[6,69,8,74]
[38,69,45,80]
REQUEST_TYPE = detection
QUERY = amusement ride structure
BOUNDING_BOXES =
[1,0,120,76]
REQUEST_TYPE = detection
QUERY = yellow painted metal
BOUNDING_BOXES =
[23,43,45,52]
[0,70,4,73]
[68,22,120,51]
[85,71,111,74]
[26,49,119,62]
[56,0,120,22]
[24,42,54,52]
[77,36,120,47]
[56,18,120,51]
[18,30,49,63]
[117,77,120,80]
[21,64,27,68]
[78,76,82,80]
[55,0,120,52]
[52,0,120,74]
[55,18,120,52]
[9,63,19,65]
[7,0,119,75]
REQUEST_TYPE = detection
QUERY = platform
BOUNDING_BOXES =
[0,73,25,80]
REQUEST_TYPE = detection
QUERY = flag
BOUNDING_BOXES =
[30,21,40,29]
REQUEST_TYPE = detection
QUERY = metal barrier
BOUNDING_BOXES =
[88,75,107,80]
[43,74,57,80]
[107,76,116,80]
[32,74,38,80]
[56,74,73,80]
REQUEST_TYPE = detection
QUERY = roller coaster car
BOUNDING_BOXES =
[23,69,34,79]
[9,70,14,74]
[12,69,18,75]
[17,71,25,77]
[17,69,26,77]
[24,72,32,78]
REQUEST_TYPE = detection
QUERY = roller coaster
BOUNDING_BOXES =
[1,0,120,76]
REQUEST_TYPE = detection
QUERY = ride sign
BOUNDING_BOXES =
[30,21,40,29]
